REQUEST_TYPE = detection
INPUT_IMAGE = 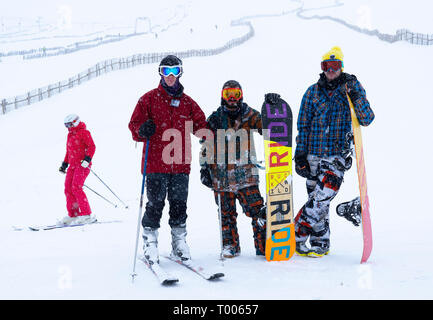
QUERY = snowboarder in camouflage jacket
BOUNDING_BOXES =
[200,80,266,258]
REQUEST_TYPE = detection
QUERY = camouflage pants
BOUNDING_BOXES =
[295,155,345,247]
[213,185,266,255]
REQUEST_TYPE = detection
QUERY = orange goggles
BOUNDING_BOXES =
[222,87,243,101]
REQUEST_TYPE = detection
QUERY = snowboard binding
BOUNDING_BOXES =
[336,197,361,226]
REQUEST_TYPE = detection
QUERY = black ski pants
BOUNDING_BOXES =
[142,173,189,229]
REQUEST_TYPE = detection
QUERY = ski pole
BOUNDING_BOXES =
[83,184,118,208]
[90,168,129,209]
[216,180,225,263]
[131,139,150,283]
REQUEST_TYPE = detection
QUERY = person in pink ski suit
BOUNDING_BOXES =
[59,115,96,225]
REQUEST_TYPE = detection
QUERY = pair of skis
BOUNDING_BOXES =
[261,93,372,263]
[138,255,224,286]
[12,220,121,231]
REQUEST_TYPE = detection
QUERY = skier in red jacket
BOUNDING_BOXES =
[58,114,96,226]
[129,55,208,264]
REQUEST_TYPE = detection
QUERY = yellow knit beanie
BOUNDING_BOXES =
[322,46,344,70]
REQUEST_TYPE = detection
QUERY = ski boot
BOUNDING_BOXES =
[222,245,241,258]
[308,241,330,258]
[143,227,159,265]
[170,224,191,261]
[74,214,97,225]
[295,241,310,257]
[57,215,77,226]
[336,197,361,226]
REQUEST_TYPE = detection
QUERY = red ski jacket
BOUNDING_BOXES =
[129,84,207,174]
[63,122,96,167]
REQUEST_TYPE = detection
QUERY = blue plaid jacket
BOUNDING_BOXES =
[295,73,375,157]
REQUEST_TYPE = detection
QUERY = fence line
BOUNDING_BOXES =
[1,20,254,115]
[296,4,433,45]
[0,8,188,60]
[2,3,432,115]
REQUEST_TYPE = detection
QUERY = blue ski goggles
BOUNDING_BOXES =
[159,65,182,77]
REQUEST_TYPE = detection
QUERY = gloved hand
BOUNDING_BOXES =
[264,93,280,104]
[256,206,267,228]
[295,152,311,178]
[207,116,219,131]
[200,166,213,189]
[139,119,156,139]
[59,162,69,174]
[81,156,91,168]
[346,83,360,102]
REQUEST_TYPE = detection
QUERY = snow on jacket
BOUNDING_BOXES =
[64,122,96,167]
[129,83,207,174]
[200,102,262,192]
[295,73,375,157]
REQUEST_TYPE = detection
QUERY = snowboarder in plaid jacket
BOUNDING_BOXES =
[294,46,375,257]
[200,80,266,258]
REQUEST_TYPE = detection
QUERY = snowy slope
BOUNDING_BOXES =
[1,0,433,300]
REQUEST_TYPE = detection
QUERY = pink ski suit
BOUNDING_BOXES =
[63,122,96,217]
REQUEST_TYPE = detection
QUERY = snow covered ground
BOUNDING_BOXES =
[1,0,433,300]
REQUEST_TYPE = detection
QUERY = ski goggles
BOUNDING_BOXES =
[159,65,182,77]
[221,87,243,101]
[321,59,343,72]
[64,120,78,128]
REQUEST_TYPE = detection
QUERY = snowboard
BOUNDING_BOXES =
[261,94,295,262]
[346,91,373,263]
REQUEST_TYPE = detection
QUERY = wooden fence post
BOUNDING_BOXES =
[1,99,6,114]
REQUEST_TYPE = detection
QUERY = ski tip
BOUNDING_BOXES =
[162,278,179,286]
[208,273,225,280]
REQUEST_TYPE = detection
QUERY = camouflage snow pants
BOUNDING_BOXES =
[295,155,346,247]
[213,185,266,255]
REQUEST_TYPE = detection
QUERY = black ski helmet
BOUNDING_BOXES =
[160,54,182,66]
[159,54,183,75]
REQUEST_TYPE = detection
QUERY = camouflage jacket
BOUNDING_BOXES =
[200,103,262,192]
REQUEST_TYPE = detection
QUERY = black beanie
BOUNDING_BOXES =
[222,80,242,90]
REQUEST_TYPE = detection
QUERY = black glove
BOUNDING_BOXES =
[207,116,219,131]
[264,93,280,104]
[139,119,156,139]
[295,152,311,178]
[346,83,360,102]
[200,166,213,189]
[59,162,69,174]
[256,206,267,228]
